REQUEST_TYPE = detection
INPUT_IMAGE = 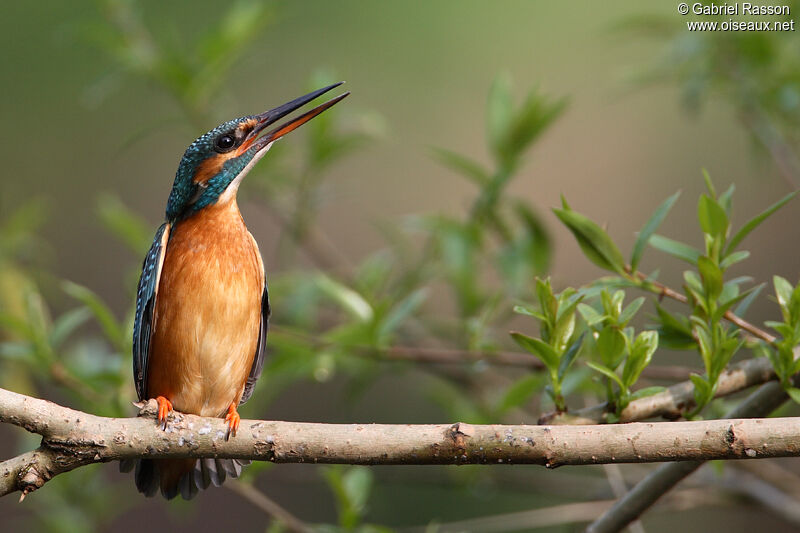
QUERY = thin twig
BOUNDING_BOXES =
[715,468,800,528]
[629,270,777,345]
[735,459,800,501]
[226,481,312,533]
[404,488,731,533]
[270,325,695,380]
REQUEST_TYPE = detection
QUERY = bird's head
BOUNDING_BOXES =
[166,83,348,222]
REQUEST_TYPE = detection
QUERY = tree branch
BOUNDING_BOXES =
[226,481,313,533]
[3,387,800,500]
[628,269,777,345]
[541,355,777,425]
[586,378,792,533]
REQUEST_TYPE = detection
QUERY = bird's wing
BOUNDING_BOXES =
[240,232,270,405]
[132,222,171,402]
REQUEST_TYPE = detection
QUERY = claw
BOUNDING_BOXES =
[155,396,173,430]
[224,403,240,441]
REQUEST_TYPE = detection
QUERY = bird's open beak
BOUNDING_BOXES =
[237,82,350,156]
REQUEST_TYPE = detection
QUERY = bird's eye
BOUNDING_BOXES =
[215,134,236,152]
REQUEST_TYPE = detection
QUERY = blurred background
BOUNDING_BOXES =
[2,1,800,531]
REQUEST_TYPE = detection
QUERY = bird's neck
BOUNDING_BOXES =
[177,194,244,230]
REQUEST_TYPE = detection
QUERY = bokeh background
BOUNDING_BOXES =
[2,1,800,532]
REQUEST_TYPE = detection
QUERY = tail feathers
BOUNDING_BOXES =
[120,458,249,500]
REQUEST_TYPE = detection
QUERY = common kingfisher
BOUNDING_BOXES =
[121,83,349,500]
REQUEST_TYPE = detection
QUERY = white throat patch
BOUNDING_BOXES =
[217,141,274,204]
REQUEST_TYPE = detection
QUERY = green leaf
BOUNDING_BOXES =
[718,184,735,216]
[323,466,373,529]
[697,256,723,300]
[586,361,624,388]
[96,194,153,256]
[500,90,566,166]
[713,287,752,322]
[786,387,800,404]
[697,194,729,238]
[342,466,372,515]
[62,281,122,347]
[774,276,794,313]
[487,74,513,161]
[431,148,490,186]
[630,191,681,272]
[513,304,547,322]
[378,288,427,341]
[577,303,605,326]
[498,374,545,412]
[654,304,695,350]
[596,327,627,369]
[315,275,373,322]
[558,333,585,381]
[553,295,581,351]
[511,332,559,371]
[622,330,658,388]
[719,250,750,270]
[535,277,557,322]
[629,386,666,401]
[553,208,626,274]
[690,373,712,407]
[726,191,797,254]
[733,282,764,318]
[649,234,701,264]
[702,169,717,198]
[618,297,645,327]
[513,201,552,274]
[49,307,91,349]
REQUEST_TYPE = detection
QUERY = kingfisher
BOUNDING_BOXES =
[121,83,349,500]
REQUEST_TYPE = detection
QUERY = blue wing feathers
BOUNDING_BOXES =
[133,222,170,401]
[240,278,269,405]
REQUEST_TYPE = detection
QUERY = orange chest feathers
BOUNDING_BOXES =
[147,200,264,417]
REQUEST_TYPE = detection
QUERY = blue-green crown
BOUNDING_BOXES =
[165,116,259,222]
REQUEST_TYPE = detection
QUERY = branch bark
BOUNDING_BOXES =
[2,387,800,500]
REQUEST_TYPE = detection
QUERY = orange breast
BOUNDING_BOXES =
[147,199,264,417]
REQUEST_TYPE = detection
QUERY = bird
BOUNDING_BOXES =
[120,83,349,500]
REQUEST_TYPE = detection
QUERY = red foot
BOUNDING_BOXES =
[155,396,173,430]
[224,403,240,440]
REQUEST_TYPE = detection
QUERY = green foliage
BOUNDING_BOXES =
[512,278,584,411]
[322,466,378,531]
[6,4,800,530]
[622,4,800,186]
[552,171,796,417]
[553,199,626,275]
[86,0,273,124]
[759,276,800,400]
[579,290,662,414]
[630,191,681,272]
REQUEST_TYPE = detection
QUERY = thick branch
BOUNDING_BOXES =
[2,387,800,499]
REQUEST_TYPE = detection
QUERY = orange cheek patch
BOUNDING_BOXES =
[192,153,237,185]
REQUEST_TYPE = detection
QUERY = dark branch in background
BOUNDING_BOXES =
[226,482,312,533]
[3,387,800,500]
[381,345,694,380]
[586,375,796,533]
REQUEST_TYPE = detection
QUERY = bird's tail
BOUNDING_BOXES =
[119,458,249,500]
